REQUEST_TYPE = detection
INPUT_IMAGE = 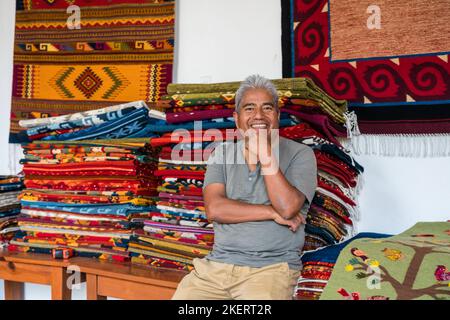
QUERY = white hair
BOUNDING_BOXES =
[234,74,279,113]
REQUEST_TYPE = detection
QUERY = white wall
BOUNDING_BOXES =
[354,155,450,233]
[175,0,282,83]
[0,0,449,299]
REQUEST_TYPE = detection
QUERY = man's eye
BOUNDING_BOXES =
[263,105,274,111]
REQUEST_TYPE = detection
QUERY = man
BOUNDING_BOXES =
[172,75,317,300]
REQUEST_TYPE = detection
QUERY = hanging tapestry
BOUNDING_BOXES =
[10,0,175,143]
[281,0,450,136]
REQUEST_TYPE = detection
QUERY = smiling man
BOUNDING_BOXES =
[172,75,317,300]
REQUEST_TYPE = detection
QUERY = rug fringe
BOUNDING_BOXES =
[344,223,358,238]
[355,170,365,196]
[339,134,450,157]
[344,110,361,138]
[6,144,23,176]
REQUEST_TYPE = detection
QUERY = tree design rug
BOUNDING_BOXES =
[320,221,450,300]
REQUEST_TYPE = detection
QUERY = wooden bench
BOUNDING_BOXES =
[0,249,187,300]
[71,257,187,300]
[0,249,83,300]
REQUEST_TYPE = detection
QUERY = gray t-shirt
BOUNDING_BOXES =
[202,137,317,270]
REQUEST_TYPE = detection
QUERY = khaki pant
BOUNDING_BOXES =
[172,258,300,300]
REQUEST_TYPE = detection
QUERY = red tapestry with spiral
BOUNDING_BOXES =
[281,0,450,134]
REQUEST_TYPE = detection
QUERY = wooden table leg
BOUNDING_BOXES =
[86,273,107,300]
[4,280,25,300]
[50,267,71,300]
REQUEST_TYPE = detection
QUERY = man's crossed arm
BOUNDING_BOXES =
[203,183,305,232]
[260,155,306,220]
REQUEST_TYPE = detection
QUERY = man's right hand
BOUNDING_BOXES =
[272,211,306,232]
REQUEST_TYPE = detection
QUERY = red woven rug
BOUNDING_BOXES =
[281,0,450,135]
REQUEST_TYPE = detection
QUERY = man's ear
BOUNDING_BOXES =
[233,111,239,129]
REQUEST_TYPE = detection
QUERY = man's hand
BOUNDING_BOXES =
[245,128,272,166]
[272,211,306,232]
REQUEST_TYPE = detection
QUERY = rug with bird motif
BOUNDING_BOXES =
[320,221,450,300]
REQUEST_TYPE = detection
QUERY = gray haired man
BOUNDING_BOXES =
[172,75,317,300]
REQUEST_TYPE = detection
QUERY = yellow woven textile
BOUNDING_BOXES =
[11,0,175,142]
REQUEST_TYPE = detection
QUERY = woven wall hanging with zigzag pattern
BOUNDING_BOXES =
[10,0,175,143]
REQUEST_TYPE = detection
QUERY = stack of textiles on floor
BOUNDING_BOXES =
[296,233,390,300]
[280,122,364,251]
[124,77,358,271]
[9,138,160,261]
[0,175,24,247]
[8,102,162,262]
[124,79,306,271]
[164,78,363,252]
[127,132,225,271]
[123,81,298,271]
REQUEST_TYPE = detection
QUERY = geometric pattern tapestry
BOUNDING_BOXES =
[281,0,450,135]
[10,0,174,142]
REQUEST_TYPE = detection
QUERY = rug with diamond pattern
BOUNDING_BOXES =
[10,0,175,142]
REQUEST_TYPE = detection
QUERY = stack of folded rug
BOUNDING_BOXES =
[8,103,161,262]
[127,133,221,271]
[163,78,363,252]
[280,123,364,250]
[124,79,304,271]
[125,77,361,270]
[0,175,24,247]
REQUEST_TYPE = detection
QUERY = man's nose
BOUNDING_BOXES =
[253,107,264,119]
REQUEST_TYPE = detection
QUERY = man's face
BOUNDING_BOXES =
[233,88,280,136]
